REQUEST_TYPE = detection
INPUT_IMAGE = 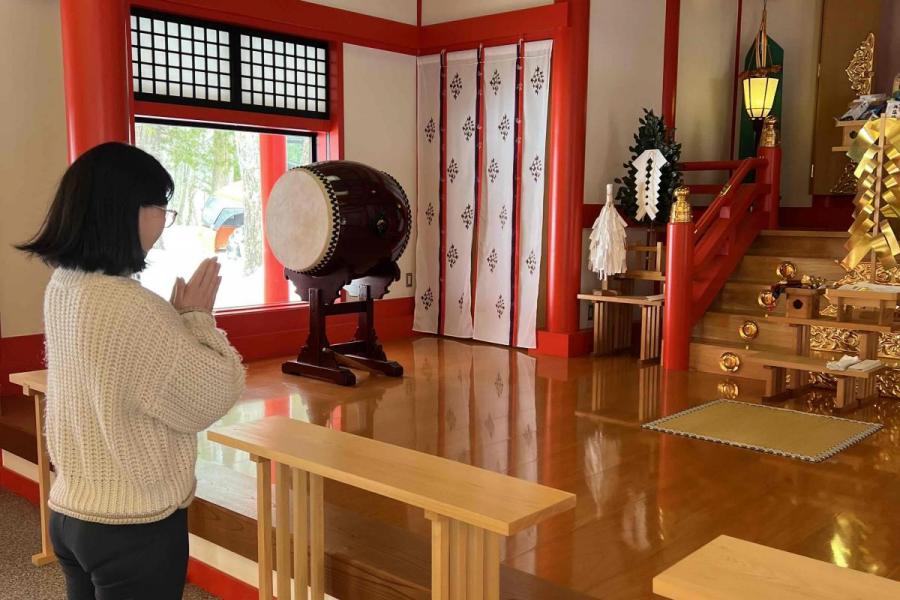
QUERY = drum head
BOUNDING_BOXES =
[266,168,333,273]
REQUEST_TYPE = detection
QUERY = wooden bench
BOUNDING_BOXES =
[579,243,665,361]
[208,416,575,600]
[653,534,900,599]
[749,351,884,408]
[577,292,663,360]
[8,370,54,567]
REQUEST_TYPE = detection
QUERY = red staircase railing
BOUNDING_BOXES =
[662,143,782,370]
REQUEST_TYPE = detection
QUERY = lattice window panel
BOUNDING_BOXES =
[130,9,329,119]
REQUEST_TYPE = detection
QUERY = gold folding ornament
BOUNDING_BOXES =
[840,117,900,273]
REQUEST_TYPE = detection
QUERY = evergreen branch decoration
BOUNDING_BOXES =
[614,109,683,224]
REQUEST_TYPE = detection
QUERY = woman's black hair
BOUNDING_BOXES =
[16,141,174,275]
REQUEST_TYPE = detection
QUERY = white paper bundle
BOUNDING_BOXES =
[632,148,667,222]
[589,184,628,280]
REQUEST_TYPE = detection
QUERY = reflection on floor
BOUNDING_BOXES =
[197,337,900,599]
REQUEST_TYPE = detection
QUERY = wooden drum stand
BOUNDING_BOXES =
[282,263,403,386]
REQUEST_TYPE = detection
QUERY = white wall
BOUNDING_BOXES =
[580,0,666,326]
[306,0,417,25]
[0,0,68,337]
[676,0,738,191]
[740,0,821,207]
[342,44,417,299]
[421,0,552,26]
[673,0,821,205]
[584,0,666,204]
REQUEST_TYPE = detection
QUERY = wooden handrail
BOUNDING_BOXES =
[693,157,766,241]
[678,160,743,171]
[209,416,575,599]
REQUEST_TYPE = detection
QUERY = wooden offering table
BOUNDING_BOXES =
[653,534,900,599]
[764,285,900,398]
[8,370,54,566]
[208,416,575,600]
[578,292,663,361]
[750,351,884,408]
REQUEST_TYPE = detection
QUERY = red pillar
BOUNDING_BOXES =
[259,134,289,304]
[758,145,782,230]
[540,0,590,355]
[60,0,131,161]
[662,187,693,371]
[661,0,681,131]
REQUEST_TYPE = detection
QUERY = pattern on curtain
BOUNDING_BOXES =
[513,40,552,348]
[473,44,518,346]
[413,42,552,348]
[442,50,478,338]
[413,54,441,334]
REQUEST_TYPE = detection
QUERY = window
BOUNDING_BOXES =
[135,121,314,309]
[130,9,329,119]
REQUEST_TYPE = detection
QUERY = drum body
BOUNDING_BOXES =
[266,161,411,277]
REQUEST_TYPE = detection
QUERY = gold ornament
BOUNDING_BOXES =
[800,274,826,288]
[759,115,779,148]
[669,186,692,223]
[831,161,858,195]
[840,116,900,274]
[758,290,777,311]
[776,261,797,279]
[717,381,740,400]
[719,352,741,373]
[846,32,875,97]
[739,320,759,342]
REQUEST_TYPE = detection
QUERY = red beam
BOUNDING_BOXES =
[132,0,419,54]
[661,0,681,131]
[61,0,131,159]
[259,135,289,304]
[418,4,568,54]
[543,0,589,340]
[134,101,334,134]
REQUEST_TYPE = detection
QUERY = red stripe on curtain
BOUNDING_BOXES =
[510,40,526,346]
[438,50,448,335]
[472,46,485,322]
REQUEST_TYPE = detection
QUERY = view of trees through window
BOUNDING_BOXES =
[135,122,313,308]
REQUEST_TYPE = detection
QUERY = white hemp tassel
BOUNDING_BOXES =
[589,183,628,280]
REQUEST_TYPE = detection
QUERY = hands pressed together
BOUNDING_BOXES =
[169,257,222,313]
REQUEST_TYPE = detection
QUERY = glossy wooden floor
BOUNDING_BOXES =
[198,337,900,599]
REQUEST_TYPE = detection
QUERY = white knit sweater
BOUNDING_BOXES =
[43,268,246,525]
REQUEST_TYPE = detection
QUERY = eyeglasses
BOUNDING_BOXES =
[153,206,178,228]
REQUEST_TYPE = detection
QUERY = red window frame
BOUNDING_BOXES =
[126,1,346,320]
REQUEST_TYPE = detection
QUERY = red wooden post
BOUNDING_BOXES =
[757,116,782,230]
[260,134,289,304]
[60,0,131,160]
[543,0,589,340]
[661,0,681,131]
[662,187,693,371]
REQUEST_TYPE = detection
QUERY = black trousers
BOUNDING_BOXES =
[49,508,189,600]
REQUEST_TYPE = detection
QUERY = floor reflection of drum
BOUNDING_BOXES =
[265,160,411,277]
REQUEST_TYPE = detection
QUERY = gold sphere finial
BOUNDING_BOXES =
[670,186,692,223]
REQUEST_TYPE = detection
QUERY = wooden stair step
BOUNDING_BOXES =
[749,231,848,259]
[710,280,777,312]
[731,255,846,283]
[692,311,797,350]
